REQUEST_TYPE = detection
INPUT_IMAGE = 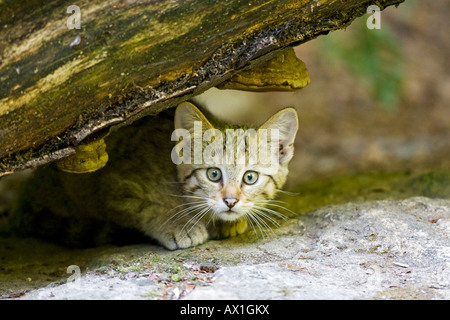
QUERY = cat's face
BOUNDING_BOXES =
[173,102,298,223]
[182,165,278,222]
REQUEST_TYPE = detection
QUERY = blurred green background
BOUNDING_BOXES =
[195,0,450,188]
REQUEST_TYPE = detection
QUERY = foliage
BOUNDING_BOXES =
[320,14,405,110]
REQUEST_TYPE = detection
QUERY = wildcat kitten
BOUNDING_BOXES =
[10,102,298,250]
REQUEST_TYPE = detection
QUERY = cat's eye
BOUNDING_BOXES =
[206,168,222,182]
[243,171,259,185]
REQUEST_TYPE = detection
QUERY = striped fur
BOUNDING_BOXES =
[10,102,298,250]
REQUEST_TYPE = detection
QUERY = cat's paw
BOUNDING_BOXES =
[209,218,248,239]
[158,222,209,250]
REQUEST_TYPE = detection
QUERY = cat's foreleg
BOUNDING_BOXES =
[207,217,248,239]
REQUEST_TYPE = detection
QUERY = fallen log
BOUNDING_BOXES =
[0,0,404,176]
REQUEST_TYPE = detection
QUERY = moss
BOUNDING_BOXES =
[280,169,450,217]
[403,171,450,198]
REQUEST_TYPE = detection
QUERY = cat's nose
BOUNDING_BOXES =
[223,197,239,209]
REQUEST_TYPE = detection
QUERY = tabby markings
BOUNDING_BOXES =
[171,121,280,173]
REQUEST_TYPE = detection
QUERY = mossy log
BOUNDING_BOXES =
[0,0,404,176]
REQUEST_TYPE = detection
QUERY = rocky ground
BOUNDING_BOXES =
[1,170,449,300]
[10,196,450,300]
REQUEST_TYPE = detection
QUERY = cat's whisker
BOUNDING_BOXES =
[205,208,216,228]
[253,204,287,219]
[168,194,209,200]
[254,201,291,211]
[183,205,210,228]
[252,208,281,228]
[166,200,209,214]
[276,189,299,196]
[248,208,275,236]
[244,213,256,235]
[162,202,209,227]
[245,210,266,239]
[183,189,200,195]
[255,199,288,205]
[244,198,296,239]
[180,205,211,239]
[253,203,293,219]
[248,210,272,239]
[250,209,275,238]
[169,203,208,222]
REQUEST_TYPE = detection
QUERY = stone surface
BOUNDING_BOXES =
[16,197,450,300]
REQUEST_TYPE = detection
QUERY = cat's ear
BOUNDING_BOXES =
[175,102,214,133]
[259,107,299,164]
